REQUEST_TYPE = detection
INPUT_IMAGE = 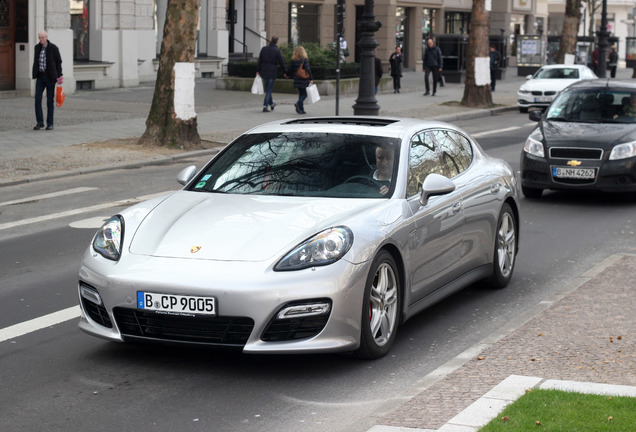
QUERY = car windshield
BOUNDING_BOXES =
[189,132,400,198]
[534,68,580,79]
[546,89,636,123]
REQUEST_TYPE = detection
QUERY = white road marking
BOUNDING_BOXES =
[0,191,171,231]
[0,187,98,207]
[471,123,535,138]
[0,306,81,344]
[69,217,111,229]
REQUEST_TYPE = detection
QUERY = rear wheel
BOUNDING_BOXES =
[522,186,543,199]
[486,203,517,289]
[355,251,400,359]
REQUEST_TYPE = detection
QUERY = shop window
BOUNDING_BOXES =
[70,0,89,60]
[444,12,470,35]
[289,3,320,46]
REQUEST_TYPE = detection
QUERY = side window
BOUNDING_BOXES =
[431,130,473,178]
[407,132,445,197]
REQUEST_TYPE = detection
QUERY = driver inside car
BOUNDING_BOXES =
[373,144,394,195]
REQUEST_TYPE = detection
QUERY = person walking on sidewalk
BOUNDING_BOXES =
[389,46,403,93]
[489,45,502,92]
[257,36,288,112]
[32,30,63,130]
[608,46,618,78]
[289,46,313,115]
[423,38,443,96]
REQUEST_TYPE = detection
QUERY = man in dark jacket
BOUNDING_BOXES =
[32,30,63,130]
[257,36,288,112]
[423,38,443,96]
[489,45,502,91]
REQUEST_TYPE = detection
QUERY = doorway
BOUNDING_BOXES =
[0,0,16,90]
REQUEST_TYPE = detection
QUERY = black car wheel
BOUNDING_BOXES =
[522,186,543,199]
[486,203,517,289]
[356,251,400,359]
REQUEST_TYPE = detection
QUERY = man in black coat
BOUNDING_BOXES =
[423,38,443,96]
[32,30,63,130]
[257,36,288,112]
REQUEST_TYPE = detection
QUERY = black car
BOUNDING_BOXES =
[521,79,636,199]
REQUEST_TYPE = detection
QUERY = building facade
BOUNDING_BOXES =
[0,0,631,96]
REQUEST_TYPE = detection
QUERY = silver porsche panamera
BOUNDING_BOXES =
[78,116,520,359]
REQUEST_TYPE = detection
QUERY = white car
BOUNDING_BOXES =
[517,64,597,113]
[78,117,520,359]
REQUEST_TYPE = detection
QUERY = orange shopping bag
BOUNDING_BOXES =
[56,85,65,107]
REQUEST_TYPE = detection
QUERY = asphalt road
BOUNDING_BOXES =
[1,112,635,432]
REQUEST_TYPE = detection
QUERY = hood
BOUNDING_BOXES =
[128,191,379,262]
[520,79,580,93]
[541,121,636,149]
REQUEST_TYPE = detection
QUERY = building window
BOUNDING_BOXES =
[289,3,320,46]
[445,12,470,35]
[70,0,89,60]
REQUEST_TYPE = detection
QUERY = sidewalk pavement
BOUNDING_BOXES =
[1,67,635,431]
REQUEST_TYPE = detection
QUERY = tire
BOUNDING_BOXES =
[355,251,401,360]
[519,107,529,113]
[522,186,543,199]
[486,203,517,289]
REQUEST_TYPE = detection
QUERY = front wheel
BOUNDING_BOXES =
[355,251,401,360]
[486,203,517,289]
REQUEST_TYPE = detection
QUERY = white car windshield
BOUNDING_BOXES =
[190,132,400,198]
[534,68,580,79]
[546,89,636,123]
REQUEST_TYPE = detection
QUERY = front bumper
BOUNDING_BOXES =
[78,250,371,354]
[520,151,636,193]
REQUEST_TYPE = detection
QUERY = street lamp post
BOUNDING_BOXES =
[353,0,382,116]
[597,0,609,78]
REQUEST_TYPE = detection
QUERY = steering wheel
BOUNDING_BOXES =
[343,175,379,189]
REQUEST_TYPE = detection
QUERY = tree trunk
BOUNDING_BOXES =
[460,0,492,108]
[139,0,201,149]
[556,0,582,63]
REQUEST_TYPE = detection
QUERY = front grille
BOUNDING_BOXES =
[552,177,596,185]
[550,147,603,160]
[544,91,557,96]
[531,91,542,96]
[113,308,254,346]
[80,284,113,328]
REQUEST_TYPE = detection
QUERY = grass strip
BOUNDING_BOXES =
[479,388,636,431]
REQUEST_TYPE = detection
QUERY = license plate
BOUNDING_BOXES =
[552,166,596,179]
[137,292,216,316]
[534,96,553,103]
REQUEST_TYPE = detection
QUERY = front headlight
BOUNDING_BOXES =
[275,227,353,271]
[518,88,530,94]
[609,141,636,160]
[523,130,545,158]
[93,215,124,261]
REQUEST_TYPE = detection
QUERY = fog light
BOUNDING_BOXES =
[80,284,103,306]
[277,302,331,319]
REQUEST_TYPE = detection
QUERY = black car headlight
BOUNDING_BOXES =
[275,227,353,271]
[93,215,124,261]
[523,130,545,158]
[609,141,636,160]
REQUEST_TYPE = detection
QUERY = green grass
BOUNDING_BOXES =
[479,389,636,431]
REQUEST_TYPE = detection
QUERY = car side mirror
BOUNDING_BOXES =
[529,111,543,122]
[525,74,533,80]
[419,173,456,206]
[177,165,197,186]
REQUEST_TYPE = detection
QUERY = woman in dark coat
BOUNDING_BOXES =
[289,46,313,114]
[389,46,403,93]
